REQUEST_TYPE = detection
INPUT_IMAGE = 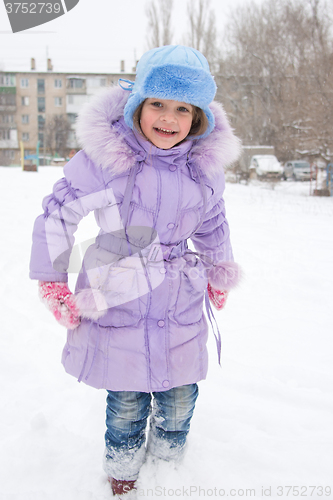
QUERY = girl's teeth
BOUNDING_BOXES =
[156,128,175,134]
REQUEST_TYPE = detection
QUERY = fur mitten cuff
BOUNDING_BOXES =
[74,289,108,321]
[207,261,241,291]
[38,281,81,329]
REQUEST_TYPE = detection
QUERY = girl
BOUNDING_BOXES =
[30,45,241,498]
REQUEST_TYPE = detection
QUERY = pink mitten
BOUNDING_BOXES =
[207,283,228,310]
[38,281,81,329]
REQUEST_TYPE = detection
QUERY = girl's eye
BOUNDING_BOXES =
[178,106,190,112]
[151,101,162,108]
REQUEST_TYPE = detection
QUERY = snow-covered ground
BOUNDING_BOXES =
[0,166,332,500]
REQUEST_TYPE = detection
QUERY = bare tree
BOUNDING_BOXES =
[146,0,174,49]
[218,0,333,162]
[144,0,218,67]
[44,115,71,158]
[185,0,218,66]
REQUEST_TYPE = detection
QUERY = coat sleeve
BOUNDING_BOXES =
[191,195,233,263]
[29,151,111,282]
[190,173,240,291]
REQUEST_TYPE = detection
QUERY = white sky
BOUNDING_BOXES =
[0,0,260,74]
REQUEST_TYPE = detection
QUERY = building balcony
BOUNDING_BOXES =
[0,105,16,112]
[0,139,18,149]
[66,77,87,94]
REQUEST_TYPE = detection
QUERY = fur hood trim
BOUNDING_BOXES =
[76,85,241,179]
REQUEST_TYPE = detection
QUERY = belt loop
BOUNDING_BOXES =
[147,244,163,262]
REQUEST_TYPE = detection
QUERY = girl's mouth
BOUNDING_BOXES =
[154,127,177,135]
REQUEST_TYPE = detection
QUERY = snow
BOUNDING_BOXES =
[0,167,332,499]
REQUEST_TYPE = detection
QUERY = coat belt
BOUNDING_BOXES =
[96,231,188,262]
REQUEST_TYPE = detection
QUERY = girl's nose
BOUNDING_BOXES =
[161,109,176,123]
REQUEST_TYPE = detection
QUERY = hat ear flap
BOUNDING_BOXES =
[124,92,143,131]
[199,108,215,139]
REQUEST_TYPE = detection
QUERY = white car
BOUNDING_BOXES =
[250,155,284,179]
[283,161,316,181]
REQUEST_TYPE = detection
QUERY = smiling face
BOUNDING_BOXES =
[139,98,194,149]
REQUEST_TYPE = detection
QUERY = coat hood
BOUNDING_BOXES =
[75,85,241,180]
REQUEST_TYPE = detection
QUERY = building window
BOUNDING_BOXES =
[67,130,76,145]
[100,78,106,87]
[5,150,15,159]
[38,132,44,147]
[54,97,62,107]
[1,114,14,124]
[1,94,15,106]
[22,114,29,124]
[54,79,62,88]
[0,75,15,86]
[38,97,45,112]
[1,130,11,140]
[67,113,77,124]
[69,79,84,88]
[38,115,45,131]
[22,132,29,141]
[37,79,45,94]
[21,96,29,106]
[20,78,29,88]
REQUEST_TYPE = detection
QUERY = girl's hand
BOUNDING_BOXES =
[207,283,228,310]
[38,281,81,329]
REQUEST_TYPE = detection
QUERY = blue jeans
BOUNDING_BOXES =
[103,384,199,481]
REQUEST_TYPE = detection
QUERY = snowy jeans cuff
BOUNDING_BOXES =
[103,384,199,481]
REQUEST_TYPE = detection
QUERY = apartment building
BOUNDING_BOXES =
[0,61,133,165]
[0,73,18,164]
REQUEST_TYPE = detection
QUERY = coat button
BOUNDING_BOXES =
[167,222,175,229]
[169,164,177,172]
[158,320,165,327]
[162,380,170,388]
[160,268,167,274]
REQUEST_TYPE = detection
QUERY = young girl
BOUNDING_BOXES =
[30,45,241,498]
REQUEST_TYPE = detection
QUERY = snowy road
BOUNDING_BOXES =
[0,167,332,499]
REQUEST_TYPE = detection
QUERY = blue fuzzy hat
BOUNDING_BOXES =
[122,45,217,139]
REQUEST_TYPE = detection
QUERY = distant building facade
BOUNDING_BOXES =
[0,62,133,165]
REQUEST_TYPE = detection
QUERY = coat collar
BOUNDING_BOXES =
[75,85,241,179]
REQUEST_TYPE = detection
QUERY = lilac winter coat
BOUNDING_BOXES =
[30,86,241,392]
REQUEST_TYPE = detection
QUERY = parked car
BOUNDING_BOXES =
[250,155,284,179]
[283,160,315,181]
[236,145,275,181]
